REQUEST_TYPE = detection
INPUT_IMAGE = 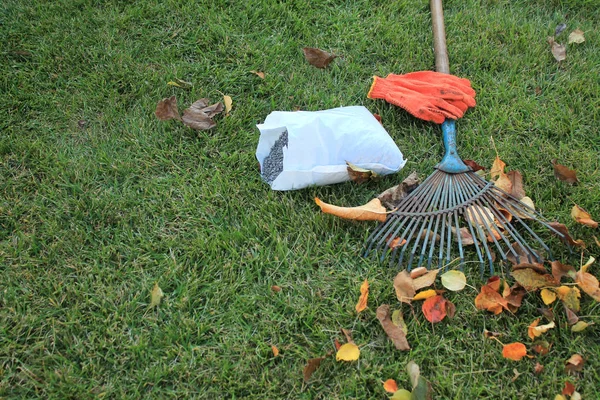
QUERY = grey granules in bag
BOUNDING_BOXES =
[261,130,288,184]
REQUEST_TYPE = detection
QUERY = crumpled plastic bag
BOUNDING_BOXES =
[256,106,406,191]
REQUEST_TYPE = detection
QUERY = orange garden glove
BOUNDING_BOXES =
[367,71,476,124]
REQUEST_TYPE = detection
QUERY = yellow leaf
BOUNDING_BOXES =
[571,205,598,228]
[390,389,412,400]
[315,197,387,222]
[223,95,233,116]
[441,270,467,291]
[581,256,595,273]
[355,279,369,313]
[150,283,164,307]
[568,29,585,44]
[571,321,589,332]
[413,289,437,301]
[336,343,360,361]
[540,288,557,305]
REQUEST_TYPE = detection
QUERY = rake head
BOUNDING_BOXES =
[364,169,563,275]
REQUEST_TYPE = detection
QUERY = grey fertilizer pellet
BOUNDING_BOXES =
[261,130,288,184]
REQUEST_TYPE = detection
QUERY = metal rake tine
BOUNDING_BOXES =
[452,176,486,272]
[449,177,465,271]
[415,173,447,268]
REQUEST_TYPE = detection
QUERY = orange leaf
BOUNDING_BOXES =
[271,345,279,357]
[562,381,575,396]
[383,379,399,393]
[528,319,556,340]
[355,279,369,313]
[490,156,506,180]
[413,289,437,301]
[315,197,387,222]
[271,285,282,293]
[502,342,527,361]
[551,261,576,283]
[388,237,407,249]
[565,354,584,373]
[571,205,598,228]
[551,159,578,184]
[422,295,448,323]
[576,271,600,302]
[475,282,509,314]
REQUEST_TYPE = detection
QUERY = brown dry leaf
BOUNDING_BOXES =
[412,269,439,290]
[315,197,387,222]
[490,156,506,180]
[551,159,578,184]
[504,284,527,312]
[355,279,369,313]
[551,261,576,283]
[541,288,557,305]
[346,161,377,184]
[575,260,600,301]
[483,329,502,339]
[528,318,556,340]
[506,242,542,266]
[502,342,527,361]
[511,368,521,383]
[334,338,342,351]
[303,47,337,68]
[465,205,495,227]
[547,37,566,62]
[271,285,282,293]
[271,345,279,357]
[568,29,585,44]
[511,268,558,291]
[250,70,265,79]
[475,282,509,315]
[383,379,399,393]
[389,237,407,249]
[513,262,547,275]
[532,340,552,355]
[549,222,586,248]
[376,304,410,350]
[571,204,598,228]
[564,303,579,325]
[538,307,555,321]
[463,159,485,172]
[341,328,353,344]
[494,172,512,193]
[182,98,224,130]
[394,270,416,304]
[565,354,584,373]
[413,289,437,301]
[422,295,448,323]
[378,171,420,209]
[507,170,526,199]
[562,381,575,396]
[155,96,181,121]
[303,356,325,382]
[453,227,475,246]
[534,362,544,375]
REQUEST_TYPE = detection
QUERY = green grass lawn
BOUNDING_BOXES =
[2,0,599,398]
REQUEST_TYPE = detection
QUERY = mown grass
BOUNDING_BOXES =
[1,0,599,398]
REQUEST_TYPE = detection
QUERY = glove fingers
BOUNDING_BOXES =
[387,72,476,97]
[430,98,465,118]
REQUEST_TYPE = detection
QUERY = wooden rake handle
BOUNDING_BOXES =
[431,0,450,74]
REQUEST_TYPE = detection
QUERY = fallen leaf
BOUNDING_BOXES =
[534,362,544,375]
[341,328,353,344]
[555,23,567,36]
[463,159,485,172]
[346,161,377,184]
[302,47,337,69]
[394,270,416,304]
[411,376,432,400]
[315,197,387,222]
[334,338,342,351]
[150,283,164,307]
[303,357,325,382]
[507,170,526,199]
[392,309,408,333]
[551,159,578,184]
[494,172,512,193]
[355,279,369,313]
[483,329,502,339]
[548,37,566,62]
[250,70,265,79]
[572,392,582,400]
[376,304,410,350]
[383,379,399,393]
[575,257,600,301]
[564,304,579,325]
[565,354,584,373]
[512,261,547,274]
[336,343,360,361]
[391,389,412,400]
[389,237,407,249]
[562,381,575,396]
[555,286,581,311]
[223,95,233,116]
[465,205,495,227]
[568,29,585,44]
[406,360,420,388]
[453,227,475,246]
[475,282,509,314]
[502,342,527,361]
[503,284,527,312]
[182,98,224,130]
[506,242,542,266]
[541,288,557,305]
[538,307,555,321]
[528,319,556,340]
[410,267,428,279]
[422,295,448,323]
[441,270,467,291]
[271,345,279,357]
[155,96,181,121]
[412,269,439,291]
[271,285,281,293]
[551,261,576,283]
[554,395,567,400]
[490,156,506,180]
[511,268,558,291]
[594,236,600,247]
[549,222,586,248]
[532,340,552,355]
[413,289,437,301]
[511,368,521,382]
[378,171,420,209]
[571,204,598,228]
[167,78,192,89]
[571,321,589,332]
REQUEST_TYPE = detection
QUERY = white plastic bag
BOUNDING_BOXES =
[256,106,406,190]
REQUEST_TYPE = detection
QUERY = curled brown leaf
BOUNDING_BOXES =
[376,304,410,350]
[302,47,337,69]
[155,96,181,121]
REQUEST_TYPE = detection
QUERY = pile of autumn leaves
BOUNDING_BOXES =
[301,256,598,399]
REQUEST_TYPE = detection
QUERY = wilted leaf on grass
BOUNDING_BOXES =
[346,161,378,184]
[532,340,552,355]
[465,205,495,227]
[490,156,506,180]
[250,70,265,79]
[568,29,585,44]
[271,345,279,357]
[564,304,579,325]
[155,96,181,121]
[528,319,556,340]
[506,242,542,266]
[303,47,337,68]
[150,283,164,307]
[494,172,512,193]
[463,159,485,172]
[182,98,224,130]
[413,289,437,301]
[378,171,420,210]
[507,170,526,199]
[271,285,282,293]
[551,159,578,184]
[502,342,527,361]
[336,343,360,361]
[412,269,439,290]
[571,205,598,228]
[538,307,555,321]
[562,381,575,396]
[565,354,584,373]
[441,270,467,291]
[355,279,369,313]
[422,295,450,323]
[223,95,233,116]
[551,261,576,283]
[555,395,567,400]
[571,321,590,332]
[383,379,399,393]
[483,329,502,339]
[475,280,509,314]
[410,267,428,279]
[303,357,325,382]
[167,78,192,89]
[547,37,566,62]
[575,257,600,301]
[549,222,586,248]
[534,363,544,375]
[315,197,387,222]
[504,284,527,312]
[390,389,412,400]
[541,288,557,305]
[555,286,581,311]
[376,304,410,350]
[391,309,408,333]
[511,268,558,291]
[394,270,416,304]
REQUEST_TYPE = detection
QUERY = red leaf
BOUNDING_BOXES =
[422,295,448,323]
